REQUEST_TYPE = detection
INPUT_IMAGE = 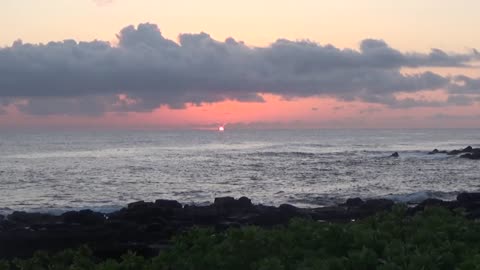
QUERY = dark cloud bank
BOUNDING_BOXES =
[0,23,479,116]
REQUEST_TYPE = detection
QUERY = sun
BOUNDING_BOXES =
[218,126,225,132]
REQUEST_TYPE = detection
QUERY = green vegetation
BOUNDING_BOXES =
[3,206,480,269]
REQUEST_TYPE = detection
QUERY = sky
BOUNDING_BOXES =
[1,0,479,129]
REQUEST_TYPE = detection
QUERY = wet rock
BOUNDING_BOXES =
[344,197,364,207]
[154,199,182,209]
[362,199,394,212]
[237,196,253,208]
[428,149,447,155]
[62,210,105,225]
[7,211,59,225]
[214,197,236,207]
[448,146,474,155]
[279,203,299,215]
[457,192,480,203]
[185,205,220,225]
[448,149,462,155]
[214,196,253,213]
[127,200,153,209]
[6,194,480,260]
[460,152,480,160]
[419,198,445,207]
[390,152,399,157]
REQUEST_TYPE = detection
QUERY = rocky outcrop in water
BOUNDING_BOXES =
[390,152,399,157]
[2,194,480,260]
[428,145,480,159]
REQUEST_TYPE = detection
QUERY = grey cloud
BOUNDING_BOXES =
[451,76,480,94]
[386,94,477,109]
[359,106,383,114]
[429,113,480,121]
[16,96,113,116]
[0,23,479,115]
[446,94,475,106]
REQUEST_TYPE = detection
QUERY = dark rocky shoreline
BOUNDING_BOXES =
[428,145,480,159]
[2,193,480,260]
[1,145,479,260]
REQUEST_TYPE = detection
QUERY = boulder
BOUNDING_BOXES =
[214,196,253,210]
[457,192,480,203]
[154,199,182,209]
[448,149,462,155]
[7,211,59,225]
[279,203,299,214]
[427,149,447,155]
[390,152,399,158]
[362,199,394,212]
[127,200,153,209]
[460,153,480,160]
[448,146,474,156]
[237,197,253,208]
[344,197,364,207]
[214,197,236,207]
[62,210,105,225]
[185,205,219,225]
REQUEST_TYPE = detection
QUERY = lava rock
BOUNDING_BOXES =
[62,210,105,225]
[237,196,253,208]
[279,203,299,214]
[344,197,364,207]
[460,153,480,160]
[362,199,394,212]
[448,146,473,155]
[7,211,59,225]
[214,196,253,210]
[214,197,236,207]
[127,200,154,209]
[428,149,447,155]
[457,192,480,203]
[154,199,182,209]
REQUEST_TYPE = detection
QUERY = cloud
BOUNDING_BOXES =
[0,23,479,116]
[450,76,480,94]
[359,106,383,114]
[429,113,480,121]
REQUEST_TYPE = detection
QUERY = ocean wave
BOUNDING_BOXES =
[252,151,317,158]
[383,190,459,204]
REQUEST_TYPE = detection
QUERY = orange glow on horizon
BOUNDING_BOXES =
[0,93,479,129]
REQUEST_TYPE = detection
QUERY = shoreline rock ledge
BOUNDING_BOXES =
[428,145,480,159]
[1,193,480,259]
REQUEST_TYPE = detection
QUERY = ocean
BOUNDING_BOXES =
[0,128,479,214]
